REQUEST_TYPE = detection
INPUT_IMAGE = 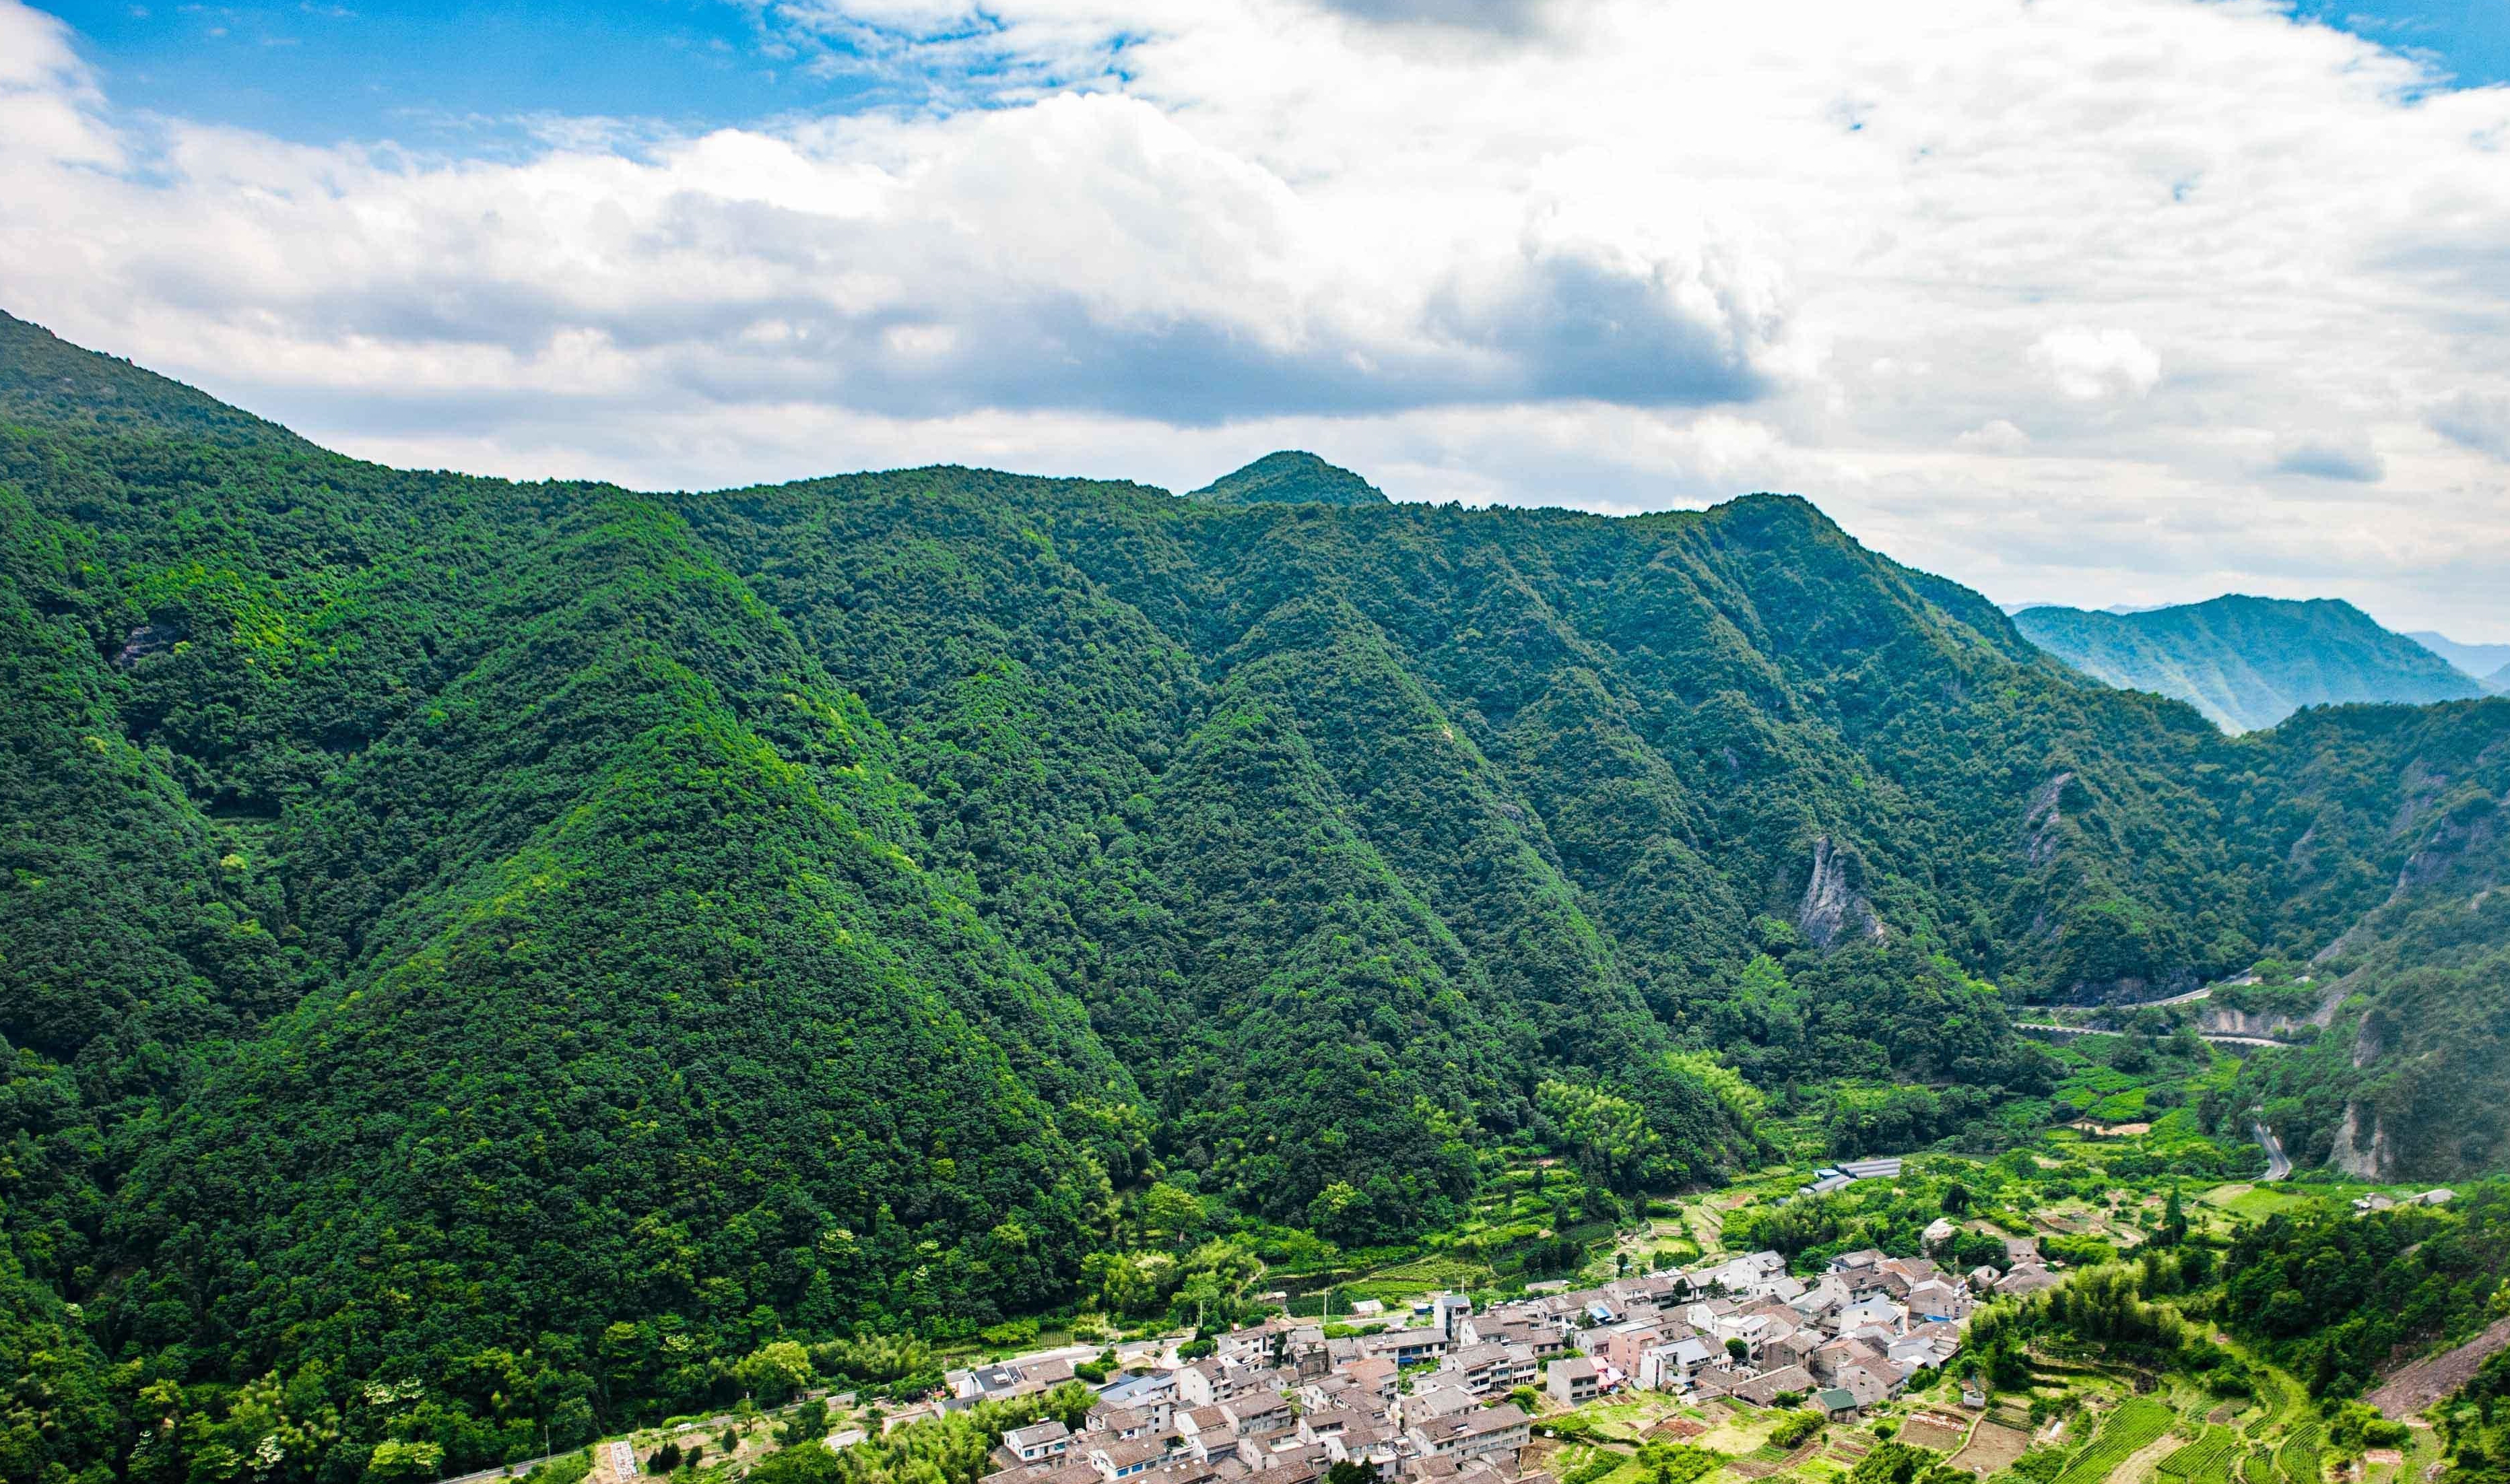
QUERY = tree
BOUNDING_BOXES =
[1726,1338,1750,1363]
[738,1342,816,1407]
[366,1442,444,1484]
[1140,1182,1207,1244]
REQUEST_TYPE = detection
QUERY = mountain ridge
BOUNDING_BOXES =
[3,307,2508,1482]
[2013,593,2484,732]
[2408,629,2510,690]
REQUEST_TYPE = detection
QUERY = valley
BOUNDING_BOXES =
[3,310,2508,1484]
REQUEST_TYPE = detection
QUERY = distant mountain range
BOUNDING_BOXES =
[2407,630,2510,694]
[2012,595,2489,733]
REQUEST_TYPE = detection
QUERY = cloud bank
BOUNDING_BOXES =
[3,0,2508,630]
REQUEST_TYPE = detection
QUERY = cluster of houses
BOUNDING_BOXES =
[946,1227,2052,1484]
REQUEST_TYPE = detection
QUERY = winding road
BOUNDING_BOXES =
[2252,1120,2293,1181]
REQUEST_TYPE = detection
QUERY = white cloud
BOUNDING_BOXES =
[1954,419,2030,454]
[2030,327,2162,402]
[4,0,2510,632]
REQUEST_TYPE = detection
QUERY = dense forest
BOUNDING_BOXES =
[2,309,2507,1484]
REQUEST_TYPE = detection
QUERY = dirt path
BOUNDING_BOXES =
[2369,1316,2510,1419]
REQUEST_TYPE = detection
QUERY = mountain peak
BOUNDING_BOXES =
[1189,450,1390,507]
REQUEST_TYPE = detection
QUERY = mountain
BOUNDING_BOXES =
[2407,630,2510,690]
[3,308,2509,1480]
[2012,595,2486,732]
[1188,449,1391,506]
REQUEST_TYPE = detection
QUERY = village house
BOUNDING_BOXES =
[1408,1405,1533,1464]
[1004,1422,1074,1464]
[1547,1357,1601,1407]
[1729,1365,1818,1408]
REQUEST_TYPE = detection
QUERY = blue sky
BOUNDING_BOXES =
[7,0,2510,634]
[48,0,2503,147]
[47,1,877,146]
[40,0,1122,147]
[2288,0,2509,88]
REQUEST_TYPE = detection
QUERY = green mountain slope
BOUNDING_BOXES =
[1187,450,1390,506]
[4,310,2509,1483]
[2215,701,2510,1183]
[2014,595,2485,733]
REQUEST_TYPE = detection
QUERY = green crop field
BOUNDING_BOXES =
[2276,1422,2323,1484]
[2243,1377,2287,1437]
[2159,1427,2239,1484]
[2055,1398,2177,1484]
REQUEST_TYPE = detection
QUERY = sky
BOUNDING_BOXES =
[4,0,2509,637]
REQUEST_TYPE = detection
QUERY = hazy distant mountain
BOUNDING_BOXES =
[1189,449,1391,506]
[2406,630,2510,693]
[2014,595,2486,732]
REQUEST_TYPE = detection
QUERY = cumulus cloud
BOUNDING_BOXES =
[5,0,2510,630]
[2030,327,2162,401]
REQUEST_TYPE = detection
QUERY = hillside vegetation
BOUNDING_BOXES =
[2,309,2507,1483]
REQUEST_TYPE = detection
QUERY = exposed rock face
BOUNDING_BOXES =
[2201,1003,2310,1039]
[1799,835,1886,950]
[2330,1101,2392,1180]
[2393,803,2502,899]
[110,620,181,668]
[2023,771,2075,867]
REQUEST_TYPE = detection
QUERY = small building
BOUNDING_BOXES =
[1006,1422,1073,1464]
[1815,1386,1861,1421]
[1548,1357,1601,1406]
[1731,1365,1817,1409]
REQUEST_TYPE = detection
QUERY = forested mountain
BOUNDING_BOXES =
[2014,596,2487,733]
[4,310,2509,1484]
[2408,630,2510,693]
[1187,450,1390,506]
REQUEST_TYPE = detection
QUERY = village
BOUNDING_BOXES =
[933,1218,2065,1484]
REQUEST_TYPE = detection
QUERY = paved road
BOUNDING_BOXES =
[2014,1020,2286,1048]
[2013,985,2216,1017]
[2253,1120,2293,1181]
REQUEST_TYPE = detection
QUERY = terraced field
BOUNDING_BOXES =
[2276,1422,2323,1484]
[2158,1427,2239,1484]
[2245,1378,2288,1438]
[2055,1399,2177,1484]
